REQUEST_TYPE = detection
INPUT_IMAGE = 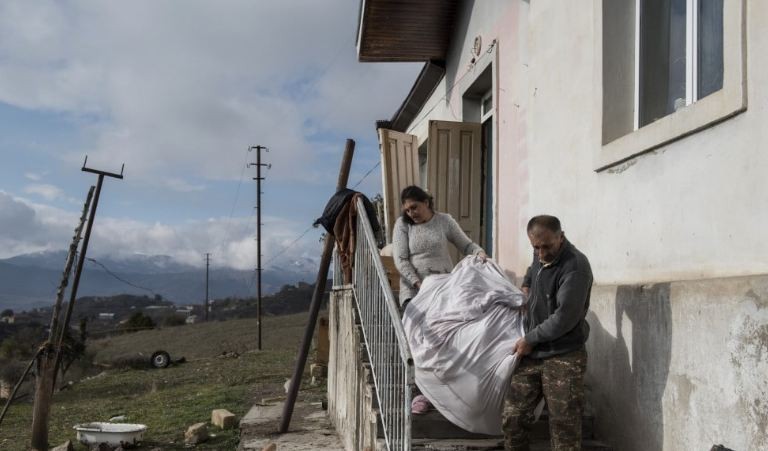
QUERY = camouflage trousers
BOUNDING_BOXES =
[502,348,587,451]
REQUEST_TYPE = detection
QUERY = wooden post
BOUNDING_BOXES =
[30,186,94,451]
[280,139,354,433]
[0,349,42,428]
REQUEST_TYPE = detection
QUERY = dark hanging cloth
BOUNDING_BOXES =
[314,189,383,283]
[313,189,382,240]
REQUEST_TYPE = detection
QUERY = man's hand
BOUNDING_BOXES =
[414,280,422,290]
[522,286,530,296]
[513,337,533,357]
[477,251,488,262]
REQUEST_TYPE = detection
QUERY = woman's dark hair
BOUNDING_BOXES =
[400,185,434,224]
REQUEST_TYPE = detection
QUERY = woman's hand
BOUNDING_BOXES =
[476,251,488,262]
[414,280,422,290]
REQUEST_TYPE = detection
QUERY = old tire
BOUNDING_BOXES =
[150,350,171,369]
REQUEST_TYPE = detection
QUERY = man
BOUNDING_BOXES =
[503,215,593,451]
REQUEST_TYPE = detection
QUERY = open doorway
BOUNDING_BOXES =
[463,65,494,256]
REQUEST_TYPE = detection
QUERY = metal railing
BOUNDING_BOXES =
[352,197,414,451]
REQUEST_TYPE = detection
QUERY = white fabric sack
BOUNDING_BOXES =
[402,256,526,435]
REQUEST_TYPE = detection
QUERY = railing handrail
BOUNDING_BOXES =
[354,198,414,367]
[350,196,414,451]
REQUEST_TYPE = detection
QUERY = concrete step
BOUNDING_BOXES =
[409,409,594,441]
[411,438,612,451]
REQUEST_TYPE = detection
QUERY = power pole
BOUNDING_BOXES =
[32,157,123,451]
[280,138,355,433]
[249,145,269,351]
[204,253,210,321]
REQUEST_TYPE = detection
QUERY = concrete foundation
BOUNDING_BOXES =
[327,286,385,451]
[587,274,768,451]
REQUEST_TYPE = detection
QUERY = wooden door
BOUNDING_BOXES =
[427,120,483,262]
[379,128,420,243]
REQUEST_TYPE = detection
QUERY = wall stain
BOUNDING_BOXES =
[606,158,638,174]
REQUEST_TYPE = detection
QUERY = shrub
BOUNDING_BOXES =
[121,312,155,333]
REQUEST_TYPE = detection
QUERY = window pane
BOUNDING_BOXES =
[698,0,724,99]
[639,0,687,127]
[481,94,492,118]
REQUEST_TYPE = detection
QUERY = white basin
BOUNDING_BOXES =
[73,422,147,447]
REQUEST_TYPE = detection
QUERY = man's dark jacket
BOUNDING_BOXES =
[521,238,593,359]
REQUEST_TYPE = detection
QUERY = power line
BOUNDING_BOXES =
[258,159,380,269]
[85,258,158,296]
[227,146,252,220]
[263,224,316,267]
[350,161,381,190]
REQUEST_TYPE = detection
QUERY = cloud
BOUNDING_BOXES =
[0,191,74,256]
[0,1,420,186]
[0,1,419,265]
[0,191,321,271]
[24,183,65,201]
[165,178,206,193]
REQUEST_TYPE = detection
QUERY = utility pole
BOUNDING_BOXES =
[205,253,210,321]
[280,138,355,433]
[32,157,123,451]
[249,145,269,351]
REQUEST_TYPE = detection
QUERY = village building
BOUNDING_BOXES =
[326,1,767,450]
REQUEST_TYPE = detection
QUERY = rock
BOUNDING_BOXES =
[211,408,237,429]
[261,444,277,451]
[51,440,74,451]
[184,422,209,445]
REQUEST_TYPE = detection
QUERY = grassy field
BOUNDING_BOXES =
[0,312,326,450]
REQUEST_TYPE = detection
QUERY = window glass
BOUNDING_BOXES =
[481,94,493,119]
[639,0,687,126]
[698,0,724,99]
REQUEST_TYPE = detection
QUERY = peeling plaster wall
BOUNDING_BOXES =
[587,275,768,451]
[327,288,382,451]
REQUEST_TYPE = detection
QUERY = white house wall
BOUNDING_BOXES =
[402,1,768,450]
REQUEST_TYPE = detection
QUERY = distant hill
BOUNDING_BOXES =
[0,250,318,311]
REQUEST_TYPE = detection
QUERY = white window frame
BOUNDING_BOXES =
[597,0,746,172]
[480,91,493,123]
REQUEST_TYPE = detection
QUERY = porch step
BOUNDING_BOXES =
[409,409,595,441]
[410,438,613,450]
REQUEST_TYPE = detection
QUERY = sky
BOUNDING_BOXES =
[0,1,421,272]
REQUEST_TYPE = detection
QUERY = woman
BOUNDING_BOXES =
[392,185,487,414]
[393,185,487,303]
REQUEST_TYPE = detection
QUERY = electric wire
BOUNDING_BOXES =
[350,161,381,190]
[85,257,159,296]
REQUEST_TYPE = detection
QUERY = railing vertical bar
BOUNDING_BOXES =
[349,198,413,451]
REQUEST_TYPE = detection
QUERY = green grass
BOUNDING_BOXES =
[0,312,326,450]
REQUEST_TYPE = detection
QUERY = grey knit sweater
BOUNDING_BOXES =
[392,212,483,300]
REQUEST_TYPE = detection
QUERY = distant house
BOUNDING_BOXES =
[175,306,194,316]
[98,313,115,320]
[185,315,198,324]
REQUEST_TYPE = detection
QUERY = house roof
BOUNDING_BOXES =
[377,61,445,132]
[356,0,460,62]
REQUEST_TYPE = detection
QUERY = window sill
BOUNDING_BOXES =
[596,86,747,171]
